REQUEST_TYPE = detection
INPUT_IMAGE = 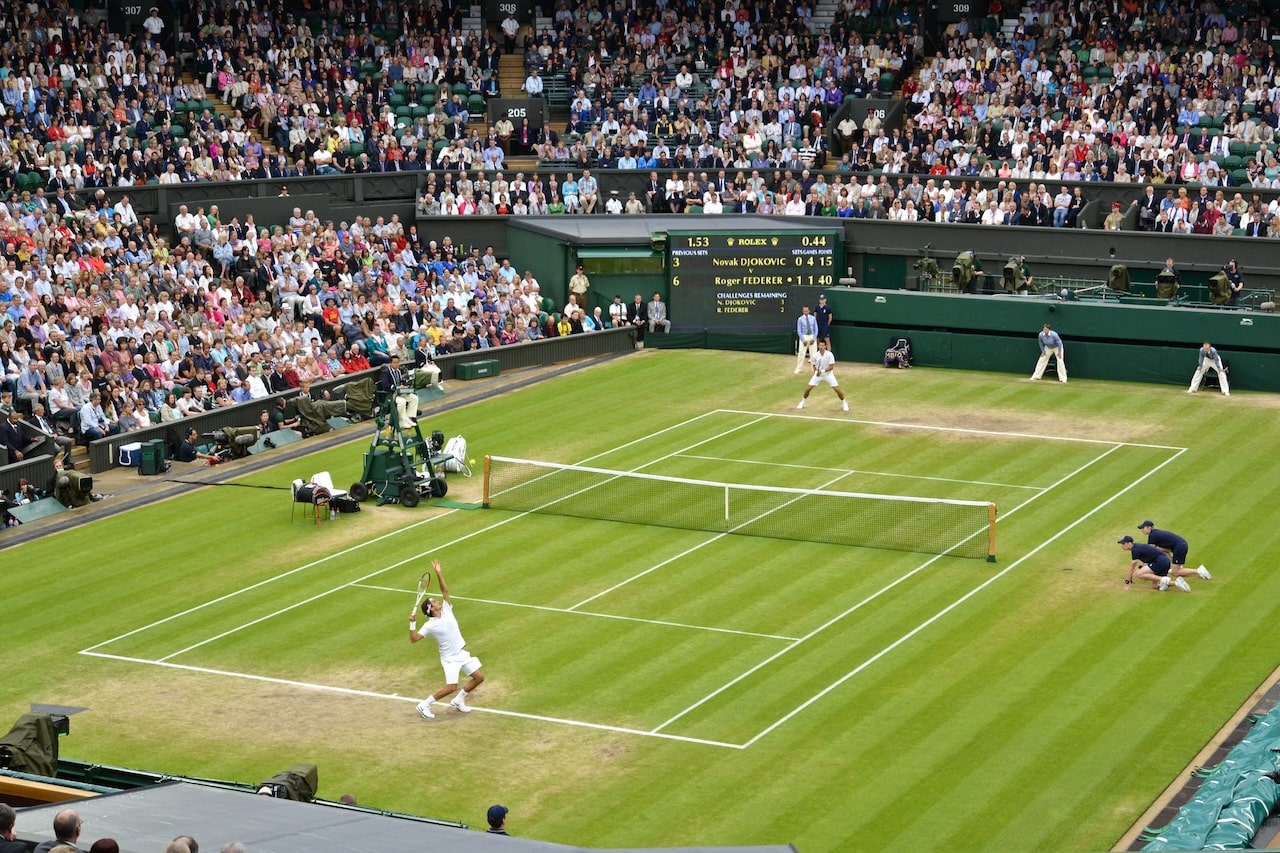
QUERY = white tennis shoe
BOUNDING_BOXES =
[842,401,849,411]
[1197,565,1213,580]
[796,400,805,409]
[1158,576,1170,591]
[450,698,471,713]
[1174,577,1192,593]
[416,701,435,719]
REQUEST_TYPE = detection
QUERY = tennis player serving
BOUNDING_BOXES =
[797,339,849,411]
[409,559,485,718]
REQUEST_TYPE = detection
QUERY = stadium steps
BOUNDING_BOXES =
[181,73,281,160]
[499,54,526,101]
[811,0,839,29]
[504,156,540,171]
[69,443,90,472]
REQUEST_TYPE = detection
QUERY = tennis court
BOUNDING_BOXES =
[12,349,1280,850]
[79,408,1184,748]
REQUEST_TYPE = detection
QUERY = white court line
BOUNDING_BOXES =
[568,466,860,612]
[737,445,1187,747]
[651,440,1128,735]
[80,409,748,656]
[83,407,1187,748]
[105,411,774,662]
[722,409,1187,451]
[80,651,743,750]
[351,583,800,641]
[677,453,1045,491]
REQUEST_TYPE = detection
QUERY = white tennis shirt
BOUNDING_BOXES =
[423,601,468,659]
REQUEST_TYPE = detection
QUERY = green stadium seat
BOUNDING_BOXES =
[420,83,438,103]
[411,105,429,119]
[349,143,364,157]
[468,94,486,115]
[452,83,468,98]
[389,94,406,108]
[395,105,411,118]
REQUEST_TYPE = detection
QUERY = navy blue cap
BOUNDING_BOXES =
[1118,535,1135,544]
[1138,520,1154,529]
[488,805,508,826]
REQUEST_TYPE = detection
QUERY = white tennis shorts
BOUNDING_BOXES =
[441,652,482,684]
[808,372,839,387]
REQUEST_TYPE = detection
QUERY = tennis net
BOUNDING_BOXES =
[483,455,997,560]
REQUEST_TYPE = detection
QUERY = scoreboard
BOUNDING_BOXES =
[666,231,841,330]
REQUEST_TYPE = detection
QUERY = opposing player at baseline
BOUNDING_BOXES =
[797,339,849,412]
[409,559,485,718]
[1137,520,1212,580]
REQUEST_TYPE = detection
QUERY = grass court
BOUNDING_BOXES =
[7,349,1280,851]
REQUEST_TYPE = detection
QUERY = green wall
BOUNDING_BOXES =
[828,290,1280,391]
[505,229,572,308]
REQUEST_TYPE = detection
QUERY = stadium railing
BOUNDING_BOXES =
[86,328,637,473]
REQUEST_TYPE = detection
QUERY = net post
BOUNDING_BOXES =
[986,503,997,562]
[724,484,730,529]
[482,455,492,508]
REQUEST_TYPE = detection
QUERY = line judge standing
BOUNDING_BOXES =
[1029,323,1067,382]
[794,305,818,373]
[1188,341,1230,396]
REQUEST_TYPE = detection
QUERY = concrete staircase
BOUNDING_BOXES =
[186,74,280,161]
[811,0,840,31]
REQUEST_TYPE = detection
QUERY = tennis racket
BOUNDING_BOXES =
[413,569,433,613]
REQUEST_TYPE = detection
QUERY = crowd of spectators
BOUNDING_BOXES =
[0,188,627,453]
[1,0,1278,458]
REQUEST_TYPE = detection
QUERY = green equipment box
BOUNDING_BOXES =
[456,359,500,380]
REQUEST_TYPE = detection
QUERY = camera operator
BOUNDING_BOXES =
[177,428,221,465]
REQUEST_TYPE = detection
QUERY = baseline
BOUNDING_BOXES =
[78,650,744,750]
[723,409,1188,451]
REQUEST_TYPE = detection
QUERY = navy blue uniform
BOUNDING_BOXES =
[814,300,833,340]
[1146,528,1189,564]
[1131,542,1172,576]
